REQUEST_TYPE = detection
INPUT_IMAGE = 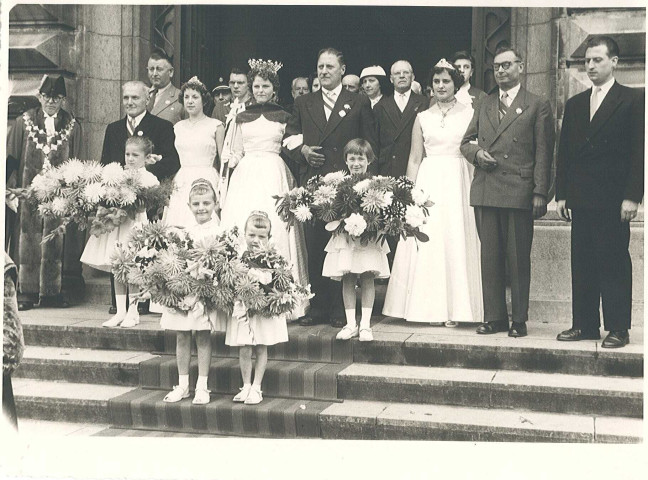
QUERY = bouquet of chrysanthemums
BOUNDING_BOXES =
[111,223,245,315]
[8,159,172,241]
[235,243,313,318]
[275,171,433,244]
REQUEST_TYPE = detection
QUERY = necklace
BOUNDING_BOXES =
[436,98,457,128]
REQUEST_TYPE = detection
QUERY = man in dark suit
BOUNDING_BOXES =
[101,80,180,315]
[461,45,555,338]
[286,47,377,327]
[555,36,644,348]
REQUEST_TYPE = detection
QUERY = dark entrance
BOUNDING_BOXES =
[174,5,473,102]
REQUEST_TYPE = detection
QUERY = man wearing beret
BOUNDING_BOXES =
[6,75,82,310]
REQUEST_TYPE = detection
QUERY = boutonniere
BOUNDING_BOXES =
[137,131,143,136]
[414,106,419,112]
[344,104,351,110]
[339,110,347,118]
[516,108,523,114]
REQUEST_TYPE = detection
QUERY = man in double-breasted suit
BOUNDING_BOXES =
[147,50,184,125]
[286,47,377,328]
[555,36,644,348]
[461,46,555,338]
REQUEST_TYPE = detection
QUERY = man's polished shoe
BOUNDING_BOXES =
[38,295,69,308]
[108,305,117,315]
[18,301,34,311]
[476,321,508,335]
[508,322,527,338]
[330,317,347,328]
[137,301,150,315]
[601,330,629,349]
[298,315,317,326]
[556,328,601,341]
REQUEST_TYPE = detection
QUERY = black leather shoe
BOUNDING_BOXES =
[38,296,70,308]
[108,305,117,315]
[508,322,527,338]
[601,330,629,349]
[137,302,150,315]
[298,315,317,326]
[18,301,34,311]
[556,328,600,341]
[476,321,508,334]
[330,317,347,328]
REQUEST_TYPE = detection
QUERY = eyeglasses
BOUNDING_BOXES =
[492,61,521,71]
[41,95,64,103]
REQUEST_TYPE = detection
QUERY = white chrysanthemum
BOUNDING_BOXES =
[383,191,394,207]
[292,204,312,222]
[313,184,337,205]
[101,163,126,186]
[32,174,60,201]
[412,188,429,206]
[353,178,372,194]
[81,162,103,182]
[83,182,106,204]
[118,188,137,206]
[405,205,426,229]
[344,213,367,237]
[138,170,159,189]
[322,171,348,185]
[103,186,121,205]
[361,188,391,213]
[51,197,70,216]
[38,203,53,216]
[61,159,86,184]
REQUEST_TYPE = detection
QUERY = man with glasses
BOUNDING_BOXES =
[6,75,82,310]
[147,49,184,124]
[461,45,555,338]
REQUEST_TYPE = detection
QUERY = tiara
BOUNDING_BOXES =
[190,178,215,189]
[435,58,455,70]
[185,76,206,89]
[248,59,283,74]
[249,210,270,219]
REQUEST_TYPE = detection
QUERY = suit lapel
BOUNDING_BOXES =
[588,81,622,138]
[489,88,529,145]
[305,92,327,137]
[383,97,401,132]
[152,86,177,115]
[486,93,500,132]
[133,112,152,136]
[394,95,423,140]
[321,88,352,142]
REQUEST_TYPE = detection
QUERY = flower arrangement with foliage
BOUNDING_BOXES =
[275,171,433,244]
[8,159,172,241]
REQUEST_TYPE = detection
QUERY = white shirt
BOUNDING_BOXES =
[591,76,615,114]
[127,111,147,133]
[43,112,58,136]
[370,94,383,109]
[394,89,411,112]
[499,83,521,107]
[322,83,343,102]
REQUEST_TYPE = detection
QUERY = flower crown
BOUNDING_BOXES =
[248,59,283,75]
[185,76,207,90]
[435,58,455,70]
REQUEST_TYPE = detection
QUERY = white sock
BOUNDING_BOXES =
[196,375,208,391]
[178,374,189,390]
[344,309,356,328]
[360,307,373,329]
[115,294,127,315]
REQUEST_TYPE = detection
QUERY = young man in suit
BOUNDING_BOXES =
[555,36,644,348]
[286,47,377,327]
[101,80,180,315]
[147,50,184,125]
[461,45,555,338]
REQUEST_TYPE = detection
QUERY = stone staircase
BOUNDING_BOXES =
[13,304,643,441]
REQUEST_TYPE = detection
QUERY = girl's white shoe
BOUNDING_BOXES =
[103,314,125,328]
[192,388,211,405]
[359,328,374,342]
[233,384,251,402]
[163,385,190,403]
[244,386,263,405]
[336,325,359,340]
[120,309,140,328]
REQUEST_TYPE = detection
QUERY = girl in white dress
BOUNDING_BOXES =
[164,77,225,229]
[383,59,483,326]
[162,179,224,406]
[220,59,309,320]
[226,212,288,405]
[81,136,158,328]
[322,139,389,342]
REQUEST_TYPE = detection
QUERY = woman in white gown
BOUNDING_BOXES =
[220,59,309,319]
[383,59,483,326]
[164,77,225,228]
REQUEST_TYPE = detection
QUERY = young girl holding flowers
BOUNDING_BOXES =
[161,179,223,405]
[322,139,389,342]
[81,136,159,328]
[225,211,289,405]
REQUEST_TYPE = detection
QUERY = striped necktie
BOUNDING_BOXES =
[128,117,136,135]
[498,92,509,122]
[322,89,336,121]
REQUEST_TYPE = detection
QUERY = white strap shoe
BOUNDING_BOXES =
[336,325,359,340]
[103,314,125,328]
[359,327,374,342]
[244,386,263,405]
[233,384,251,402]
[163,385,190,403]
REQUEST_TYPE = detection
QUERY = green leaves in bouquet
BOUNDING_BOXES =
[89,206,129,237]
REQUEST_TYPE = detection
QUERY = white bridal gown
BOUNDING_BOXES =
[383,102,483,323]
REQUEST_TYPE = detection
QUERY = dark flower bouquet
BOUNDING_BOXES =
[275,171,433,244]
[8,159,172,242]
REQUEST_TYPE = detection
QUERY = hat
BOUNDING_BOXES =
[359,66,386,80]
[212,77,230,94]
[39,75,66,97]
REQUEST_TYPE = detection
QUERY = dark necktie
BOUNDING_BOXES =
[148,89,158,111]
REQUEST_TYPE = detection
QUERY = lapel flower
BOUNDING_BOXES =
[344,104,351,110]
[339,110,346,118]
[516,108,522,114]
[137,131,143,136]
